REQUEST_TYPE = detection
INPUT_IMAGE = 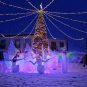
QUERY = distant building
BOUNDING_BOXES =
[0,34,68,52]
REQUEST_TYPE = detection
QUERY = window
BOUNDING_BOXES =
[60,42,64,47]
[51,41,57,51]
[0,51,4,60]
[59,41,68,51]
[0,40,6,49]
[14,39,20,49]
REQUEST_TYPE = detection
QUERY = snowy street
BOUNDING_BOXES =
[0,72,87,87]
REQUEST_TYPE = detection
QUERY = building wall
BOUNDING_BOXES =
[0,35,67,52]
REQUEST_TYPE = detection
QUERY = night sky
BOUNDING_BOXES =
[0,0,87,51]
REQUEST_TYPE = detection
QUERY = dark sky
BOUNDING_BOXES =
[0,0,87,51]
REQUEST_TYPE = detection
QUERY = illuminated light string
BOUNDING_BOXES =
[46,11,87,15]
[43,0,54,10]
[0,12,36,23]
[32,14,41,46]
[25,0,38,11]
[0,33,5,37]
[44,14,84,41]
[43,15,56,39]
[0,0,35,12]
[0,0,86,40]
[0,12,35,16]
[44,17,56,39]
[25,15,38,39]
[46,13,87,34]
[1,14,37,38]
[47,12,87,24]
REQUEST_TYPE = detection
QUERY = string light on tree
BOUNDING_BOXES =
[32,3,48,60]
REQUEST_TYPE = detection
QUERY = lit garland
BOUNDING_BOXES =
[43,0,54,10]
[0,0,35,11]
[47,12,87,24]
[46,13,87,34]
[25,16,38,39]
[43,16,56,39]
[0,12,34,16]
[46,11,87,15]
[0,13,36,23]
[44,14,84,40]
[25,0,39,11]
[0,0,87,40]
[1,14,37,38]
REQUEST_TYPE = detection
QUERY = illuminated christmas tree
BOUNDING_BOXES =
[32,4,48,60]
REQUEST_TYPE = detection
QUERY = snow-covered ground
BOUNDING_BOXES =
[0,66,87,87]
